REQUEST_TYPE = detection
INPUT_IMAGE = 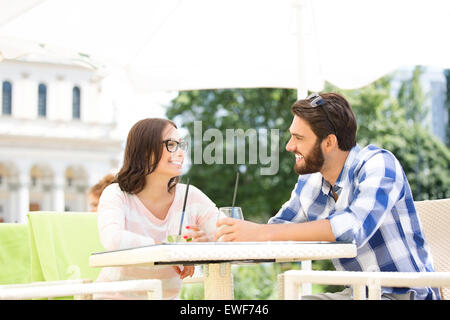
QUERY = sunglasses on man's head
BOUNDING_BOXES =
[306,93,338,135]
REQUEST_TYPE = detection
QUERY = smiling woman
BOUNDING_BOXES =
[94,118,220,300]
[117,118,181,194]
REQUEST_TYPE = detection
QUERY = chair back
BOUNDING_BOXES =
[0,223,31,285]
[27,212,105,286]
[414,199,450,299]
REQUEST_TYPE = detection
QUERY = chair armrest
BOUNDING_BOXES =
[0,279,162,300]
[0,279,90,289]
[282,270,450,300]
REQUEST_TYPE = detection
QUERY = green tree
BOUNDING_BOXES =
[397,66,427,197]
[323,74,402,146]
[324,67,450,200]
[444,69,450,147]
[398,66,428,123]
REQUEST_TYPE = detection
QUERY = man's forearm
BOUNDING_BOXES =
[262,219,336,242]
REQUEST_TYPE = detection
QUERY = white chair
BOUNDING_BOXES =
[0,271,206,300]
[1,211,205,300]
[279,198,450,300]
[0,279,162,300]
[0,212,168,300]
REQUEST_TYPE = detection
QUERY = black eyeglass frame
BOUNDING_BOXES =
[161,139,189,153]
[306,93,339,136]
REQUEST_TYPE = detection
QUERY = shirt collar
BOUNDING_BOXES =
[333,144,361,191]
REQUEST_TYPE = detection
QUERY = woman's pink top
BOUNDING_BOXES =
[94,182,218,299]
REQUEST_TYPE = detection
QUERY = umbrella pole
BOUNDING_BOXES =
[295,0,313,296]
[295,0,308,100]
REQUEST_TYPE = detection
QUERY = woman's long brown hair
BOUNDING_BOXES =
[116,118,180,194]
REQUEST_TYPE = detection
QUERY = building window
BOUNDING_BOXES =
[72,86,81,119]
[38,83,47,117]
[2,81,12,115]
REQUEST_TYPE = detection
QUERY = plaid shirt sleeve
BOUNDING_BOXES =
[268,177,309,224]
[327,150,405,248]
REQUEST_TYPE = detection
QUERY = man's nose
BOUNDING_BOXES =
[286,137,295,152]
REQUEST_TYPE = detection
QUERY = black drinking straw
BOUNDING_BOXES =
[231,171,239,208]
[178,178,190,235]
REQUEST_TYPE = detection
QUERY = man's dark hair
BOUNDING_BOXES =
[291,92,357,151]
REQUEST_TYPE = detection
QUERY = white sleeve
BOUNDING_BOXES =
[97,185,155,250]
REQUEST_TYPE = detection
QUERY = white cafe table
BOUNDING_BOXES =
[89,241,356,300]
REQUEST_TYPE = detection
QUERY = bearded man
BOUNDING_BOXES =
[216,92,440,300]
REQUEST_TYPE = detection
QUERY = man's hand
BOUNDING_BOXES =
[214,217,336,242]
[215,217,265,242]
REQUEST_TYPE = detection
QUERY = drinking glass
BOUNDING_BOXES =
[216,207,244,241]
[165,207,193,243]
[218,207,244,220]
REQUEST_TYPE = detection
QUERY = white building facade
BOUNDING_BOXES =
[0,58,123,223]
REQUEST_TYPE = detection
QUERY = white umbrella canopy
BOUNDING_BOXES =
[0,0,450,96]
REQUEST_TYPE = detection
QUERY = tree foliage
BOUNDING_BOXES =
[325,67,450,200]
[444,69,450,147]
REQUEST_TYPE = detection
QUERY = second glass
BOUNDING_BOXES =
[216,207,244,241]
[218,207,244,220]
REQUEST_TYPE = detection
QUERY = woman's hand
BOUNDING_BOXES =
[184,225,211,242]
[172,265,195,279]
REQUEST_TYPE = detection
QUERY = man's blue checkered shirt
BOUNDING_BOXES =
[269,144,440,300]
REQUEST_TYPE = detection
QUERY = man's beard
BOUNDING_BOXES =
[294,140,325,175]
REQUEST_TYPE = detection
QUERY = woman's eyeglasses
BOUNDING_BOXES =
[306,93,338,135]
[162,139,189,153]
